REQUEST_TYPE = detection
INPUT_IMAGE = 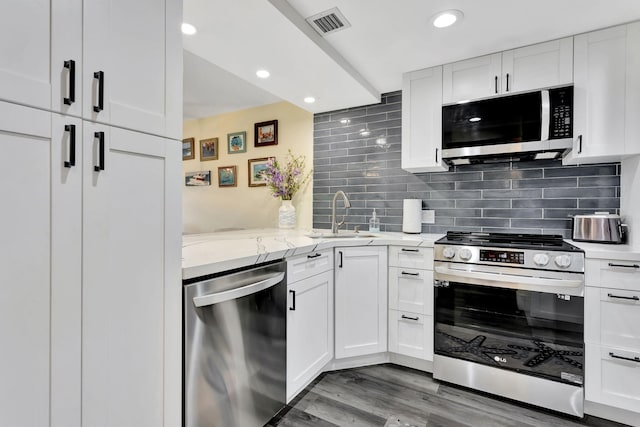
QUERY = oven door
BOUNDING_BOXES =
[434,277,584,386]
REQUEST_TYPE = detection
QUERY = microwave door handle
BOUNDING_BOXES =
[541,90,550,141]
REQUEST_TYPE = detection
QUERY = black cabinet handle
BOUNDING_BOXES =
[338,251,343,268]
[608,262,639,269]
[506,73,510,92]
[607,293,639,301]
[63,60,76,105]
[401,315,419,321]
[609,352,640,363]
[307,253,322,259]
[93,71,104,113]
[94,131,105,172]
[63,124,76,168]
[401,271,420,277]
[401,248,419,253]
[577,135,583,154]
[435,148,439,163]
[289,290,296,311]
[494,76,498,94]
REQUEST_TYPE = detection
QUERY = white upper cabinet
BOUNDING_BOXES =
[51,0,83,117]
[83,0,182,138]
[401,66,448,173]
[563,22,640,165]
[443,37,573,104]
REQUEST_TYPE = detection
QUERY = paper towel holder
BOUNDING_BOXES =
[403,199,422,234]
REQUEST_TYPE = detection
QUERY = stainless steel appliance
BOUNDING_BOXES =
[572,212,627,243]
[183,261,287,427]
[433,232,585,416]
[442,86,573,162]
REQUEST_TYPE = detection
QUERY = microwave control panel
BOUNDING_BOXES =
[549,86,573,139]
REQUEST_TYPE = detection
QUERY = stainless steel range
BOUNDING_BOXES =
[433,232,585,417]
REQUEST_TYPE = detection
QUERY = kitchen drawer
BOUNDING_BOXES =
[585,343,640,414]
[388,267,433,315]
[388,310,433,361]
[585,287,640,349]
[389,246,434,270]
[287,249,333,283]
[586,259,640,291]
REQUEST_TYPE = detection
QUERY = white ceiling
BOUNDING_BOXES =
[183,0,640,118]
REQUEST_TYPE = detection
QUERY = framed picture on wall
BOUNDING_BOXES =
[227,131,247,154]
[218,166,237,187]
[200,137,219,161]
[182,138,195,160]
[185,170,211,186]
[254,120,278,147]
[248,157,273,187]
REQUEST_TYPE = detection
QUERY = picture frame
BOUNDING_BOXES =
[227,131,247,154]
[254,120,278,147]
[248,157,273,187]
[185,170,211,186]
[200,137,219,161]
[218,166,237,187]
[182,138,195,160]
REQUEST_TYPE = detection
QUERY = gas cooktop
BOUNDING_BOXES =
[437,231,583,252]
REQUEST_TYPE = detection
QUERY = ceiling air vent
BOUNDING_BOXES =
[306,7,351,36]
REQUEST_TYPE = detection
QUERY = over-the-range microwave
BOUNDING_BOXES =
[441,86,573,163]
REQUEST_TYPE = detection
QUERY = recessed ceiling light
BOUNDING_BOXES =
[181,23,197,35]
[304,97,316,104]
[469,117,481,122]
[256,69,270,79]
[431,10,463,28]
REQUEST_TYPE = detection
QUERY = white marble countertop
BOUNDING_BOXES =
[182,229,443,280]
[568,240,640,261]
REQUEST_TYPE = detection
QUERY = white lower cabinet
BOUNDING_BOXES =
[388,310,433,360]
[334,246,388,359]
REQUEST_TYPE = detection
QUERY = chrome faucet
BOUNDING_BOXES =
[331,190,352,234]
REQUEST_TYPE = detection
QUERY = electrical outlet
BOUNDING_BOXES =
[422,210,435,224]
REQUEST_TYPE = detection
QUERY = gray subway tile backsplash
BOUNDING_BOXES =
[313,91,621,234]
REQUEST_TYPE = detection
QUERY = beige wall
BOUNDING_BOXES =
[182,101,313,234]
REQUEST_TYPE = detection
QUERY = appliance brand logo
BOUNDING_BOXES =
[494,356,507,363]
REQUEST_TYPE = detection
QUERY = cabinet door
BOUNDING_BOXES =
[287,271,333,402]
[0,102,52,427]
[82,124,181,427]
[585,287,640,349]
[0,1,51,109]
[443,53,502,104]
[502,37,573,94]
[51,0,83,116]
[334,246,388,359]
[567,23,640,164]
[388,267,433,315]
[401,67,448,173]
[388,310,433,361]
[83,0,182,138]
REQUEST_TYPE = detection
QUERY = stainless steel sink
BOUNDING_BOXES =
[307,231,379,239]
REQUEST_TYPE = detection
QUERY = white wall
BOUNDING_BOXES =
[621,156,640,248]
[182,101,313,234]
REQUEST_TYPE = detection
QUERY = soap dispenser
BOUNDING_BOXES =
[369,208,380,232]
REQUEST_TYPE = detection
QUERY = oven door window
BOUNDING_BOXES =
[435,282,584,386]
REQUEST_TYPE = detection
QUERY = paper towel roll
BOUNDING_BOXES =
[403,199,422,234]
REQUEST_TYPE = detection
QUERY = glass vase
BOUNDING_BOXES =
[278,200,296,229]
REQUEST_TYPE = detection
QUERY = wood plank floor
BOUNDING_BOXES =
[267,364,628,427]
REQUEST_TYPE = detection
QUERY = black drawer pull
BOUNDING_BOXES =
[608,263,639,269]
[94,131,105,172]
[401,315,419,321]
[289,290,296,311]
[401,248,419,253]
[609,352,640,363]
[608,293,639,301]
[63,124,76,168]
[505,73,510,92]
[307,253,322,259]
[338,251,343,268]
[63,60,75,105]
[577,135,583,154]
[494,75,498,93]
[401,271,420,277]
[93,71,104,113]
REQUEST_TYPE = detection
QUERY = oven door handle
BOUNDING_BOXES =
[193,272,285,307]
[434,266,583,289]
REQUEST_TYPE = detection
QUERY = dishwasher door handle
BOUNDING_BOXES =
[193,272,285,307]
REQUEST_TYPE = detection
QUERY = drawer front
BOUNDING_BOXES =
[389,246,434,270]
[388,310,433,361]
[585,343,640,413]
[388,267,433,315]
[586,259,640,290]
[585,287,640,349]
[287,249,333,283]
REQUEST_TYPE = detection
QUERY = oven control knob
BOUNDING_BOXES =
[442,247,456,259]
[459,248,473,261]
[555,255,572,268]
[533,253,549,266]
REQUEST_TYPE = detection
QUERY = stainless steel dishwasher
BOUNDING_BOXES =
[183,260,287,427]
